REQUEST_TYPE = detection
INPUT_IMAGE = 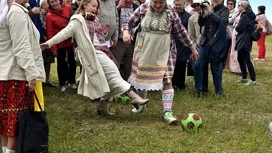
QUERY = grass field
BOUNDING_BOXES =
[44,36,272,152]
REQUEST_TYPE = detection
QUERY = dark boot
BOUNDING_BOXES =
[97,100,115,116]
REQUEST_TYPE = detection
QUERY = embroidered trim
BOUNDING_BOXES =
[128,76,163,91]
[1,107,28,112]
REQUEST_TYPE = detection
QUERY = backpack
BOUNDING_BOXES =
[266,19,272,35]
[251,23,263,41]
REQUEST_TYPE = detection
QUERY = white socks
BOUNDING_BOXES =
[5,148,16,153]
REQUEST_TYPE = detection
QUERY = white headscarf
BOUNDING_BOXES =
[0,0,9,24]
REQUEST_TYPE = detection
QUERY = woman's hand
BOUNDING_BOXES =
[190,46,199,60]
[31,7,41,14]
[40,43,49,50]
[117,0,125,10]
[256,23,263,29]
[102,24,110,35]
[123,30,133,44]
[85,12,95,21]
[28,80,36,91]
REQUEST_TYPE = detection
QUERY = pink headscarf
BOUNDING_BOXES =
[0,0,9,24]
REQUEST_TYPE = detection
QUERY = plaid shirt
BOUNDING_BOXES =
[119,5,134,38]
[123,3,193,83]
[122,3,193,48]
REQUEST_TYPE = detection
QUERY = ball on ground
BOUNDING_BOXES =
[181,113,202,133]
[267,122,272,133]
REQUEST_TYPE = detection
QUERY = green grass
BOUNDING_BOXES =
[44,36,272,153]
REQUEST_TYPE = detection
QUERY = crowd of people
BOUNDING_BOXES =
[0,0,270,152]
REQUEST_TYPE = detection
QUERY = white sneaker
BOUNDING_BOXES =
[254,58,265,61]
[245,80,257,86]
[236,78,248,83]
[69,83,77,89]
[164,112,178,125]
[60,86,66,92]
[253,58,259,61]
[131,105,145,113]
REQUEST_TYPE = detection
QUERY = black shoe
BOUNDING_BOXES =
[43,82,56,88]
[202,91,208,97]
[173,85,186,92]
[215,92,224,97]
[193,89,202,98]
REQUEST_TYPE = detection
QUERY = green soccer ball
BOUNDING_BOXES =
[181,113,203,133]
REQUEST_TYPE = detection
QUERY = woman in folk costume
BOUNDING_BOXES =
[0,0,46,152]
[40,0,149,116]
[122,0,199,124]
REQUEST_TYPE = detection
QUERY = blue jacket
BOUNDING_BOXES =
[29,0,44,42]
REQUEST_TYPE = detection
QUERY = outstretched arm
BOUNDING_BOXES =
[41,19,76,50]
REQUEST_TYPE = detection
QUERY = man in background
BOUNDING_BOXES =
[97,0,119,48]
[172,0,192,91]
[111,0,139,81]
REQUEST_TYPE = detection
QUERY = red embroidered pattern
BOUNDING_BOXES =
[0,80,33,137]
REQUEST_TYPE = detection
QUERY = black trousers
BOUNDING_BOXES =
[57,47,76,86]
[237,48,256,81]
[202,62,209,92]
[172,60,187,90]
[172,60,209,91]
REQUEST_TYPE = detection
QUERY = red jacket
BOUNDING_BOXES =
[46,4,72,52]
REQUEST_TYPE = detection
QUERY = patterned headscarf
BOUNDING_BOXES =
[0,0,9,24]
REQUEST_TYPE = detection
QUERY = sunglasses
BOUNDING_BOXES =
[192,3,200,8]
[227,3,234,5]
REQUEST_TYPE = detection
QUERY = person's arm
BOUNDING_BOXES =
[171,10,198,59]
[45,14,58,53]
[122,4,144,44]
[229,10,239,26]
[25,3,41,21]
[45,19,76,48]
[188,15,196,45]
[122,4,144,33]
[7,9,40,81]
[171,9,198,60]
[171,9,193,47]
[209,7,229,27]
[235,13,249,33]
[111,7,119,47]
[116,0,125,11]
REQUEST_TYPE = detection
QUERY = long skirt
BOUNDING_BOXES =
[229,29,241,73]
[96,51,131,100]
[0,80,33,137]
